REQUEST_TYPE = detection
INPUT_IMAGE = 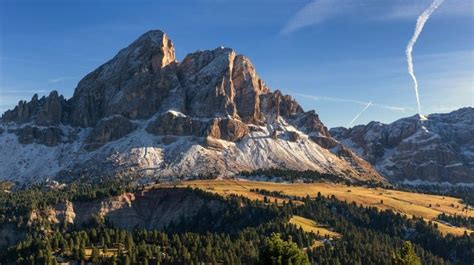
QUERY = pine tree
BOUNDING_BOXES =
[259,233,310,265]
[91,246,100,263]
[393,241,422,265]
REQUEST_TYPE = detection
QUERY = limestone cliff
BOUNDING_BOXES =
[0,30,384,183]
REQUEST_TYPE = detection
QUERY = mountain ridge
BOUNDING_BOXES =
[0,30,383,183]
[330,107,474,183]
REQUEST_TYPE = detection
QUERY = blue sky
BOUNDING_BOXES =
[0,0,472,128]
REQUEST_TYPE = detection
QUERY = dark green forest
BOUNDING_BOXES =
[0,180,473,264]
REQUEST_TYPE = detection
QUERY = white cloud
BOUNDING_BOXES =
[281,0,473,35]
[280,0,344,35]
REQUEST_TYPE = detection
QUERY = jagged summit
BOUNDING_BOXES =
[0,30,384,183]
[118,29,176,69]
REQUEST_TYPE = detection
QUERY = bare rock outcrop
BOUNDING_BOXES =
[260,90,304,121]
[85,115,137,150]
[146,111,208,137]
[178,48,238,119]
[232,55,269,123]
[294,110,331,137]
[146,111,248,142]
[2,91,68,126]
[31,188,222,230]
[285,131,300,142]
[69,30,181,127]
[14,126,64,146]
[309,135,338,149]
[217,118,248,142]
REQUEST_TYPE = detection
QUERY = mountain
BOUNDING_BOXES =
[330,108,474,183]
[0,30,383,183]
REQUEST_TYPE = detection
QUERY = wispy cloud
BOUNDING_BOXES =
[281,0,473,35]
[294,93,409,112]
[48,77,72,83]
[0,89,48,95]
[280,0,348,35]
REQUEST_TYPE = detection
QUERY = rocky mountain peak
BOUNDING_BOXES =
[0,29,385,183]
[68,30,178,127]
[121,29,176,71]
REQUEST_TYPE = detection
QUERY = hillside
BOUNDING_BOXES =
[169,179,474,236]
[1,180,472,264]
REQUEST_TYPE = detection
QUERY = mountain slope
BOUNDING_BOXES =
[330,108,474,183]
[0,30,383,183]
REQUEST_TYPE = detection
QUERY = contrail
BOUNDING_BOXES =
[406,0,444,115]
[347,101,372,128]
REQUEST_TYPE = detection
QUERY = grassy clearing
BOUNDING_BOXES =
[289,215,341,239]
[289,215,341,250]
[84,247,119,258]
[171,179,474,236]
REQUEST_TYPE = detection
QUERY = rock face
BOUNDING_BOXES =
[29,188,222,230]
[69,30,179,127]
[85,115,137,150]
[146,111,210,137]
[14,126,64,147]
[0,29,384,183]
[330,108,474,183]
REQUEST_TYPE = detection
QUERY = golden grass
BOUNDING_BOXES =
[171,179,474,236]
[169,179,297,205]
[289,215,341,239]
[289,215,341,250]
[84,247,119,258]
